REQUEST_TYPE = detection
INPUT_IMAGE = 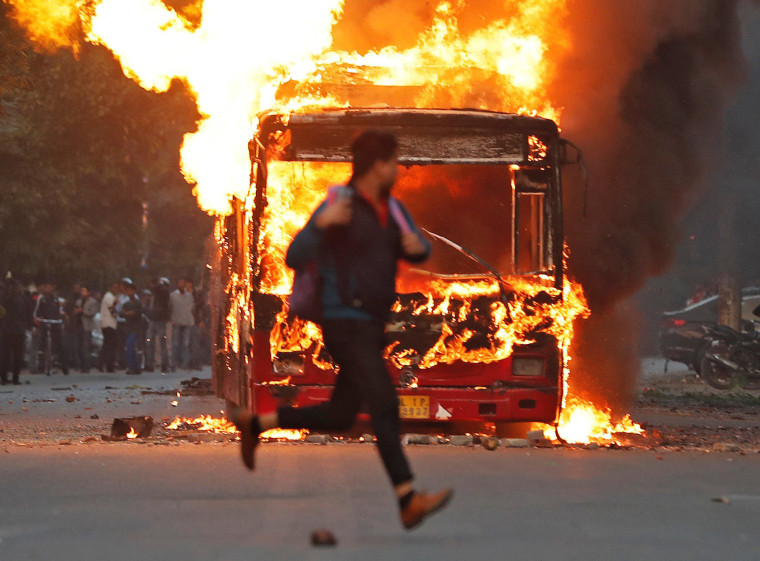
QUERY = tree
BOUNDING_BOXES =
[0,4,213,290]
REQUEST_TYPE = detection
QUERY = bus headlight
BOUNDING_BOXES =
[512,357,544,377]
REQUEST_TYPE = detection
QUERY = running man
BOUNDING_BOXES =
[233,129,453,530]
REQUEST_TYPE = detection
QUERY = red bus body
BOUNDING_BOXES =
[212,108,574,430]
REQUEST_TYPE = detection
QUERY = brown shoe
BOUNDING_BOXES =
[230,408,258,470]
[400,488,453,530]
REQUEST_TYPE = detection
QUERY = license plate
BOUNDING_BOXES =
[399,396,429,419]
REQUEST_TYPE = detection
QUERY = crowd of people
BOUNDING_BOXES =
[0,276,211,385]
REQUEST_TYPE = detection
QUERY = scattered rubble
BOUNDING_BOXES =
[713,442,741,453]
[5,371,760,452]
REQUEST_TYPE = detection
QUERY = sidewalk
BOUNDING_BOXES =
[0,366,225,444]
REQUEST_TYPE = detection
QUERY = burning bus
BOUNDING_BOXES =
[212,106,589,432]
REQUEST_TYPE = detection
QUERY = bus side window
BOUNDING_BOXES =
[516,192,545,274]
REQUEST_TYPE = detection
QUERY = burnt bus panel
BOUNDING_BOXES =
[260,108,559,166]
[281,108,559,135]
[289,123,526,164]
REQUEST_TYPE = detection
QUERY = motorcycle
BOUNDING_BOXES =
[700,323,760,390]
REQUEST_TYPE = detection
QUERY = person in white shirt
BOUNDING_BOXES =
[98,281,120,372]
[169,278,195,370]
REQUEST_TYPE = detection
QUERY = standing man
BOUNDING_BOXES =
[232,130,452,530]
[145,277,171,373]
[186,279,203,370]
[114,278,132,371]
[98,281,120,373]
[120,283,143,374]
[64,283,82,370]
[1,279,28,385]
[76,286,99,373]
[169,278,195,370]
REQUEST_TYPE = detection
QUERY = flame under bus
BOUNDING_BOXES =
[213,108,581,429]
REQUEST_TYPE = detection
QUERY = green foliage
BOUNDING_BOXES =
[0,5,213,290]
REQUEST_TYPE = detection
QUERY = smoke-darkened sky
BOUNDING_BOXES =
[635,1,760,349]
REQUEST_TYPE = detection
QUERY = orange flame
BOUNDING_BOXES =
[126,427,138,439]
[166,414,236,433]
[7,0,567,214]
[5,0,81,53]
[7,0,645,445]
[260,428,309,441]
[533,399,644,445]
[165,415,307,441]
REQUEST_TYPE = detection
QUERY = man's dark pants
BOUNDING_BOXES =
[77,329,92,371]
[100,327,118,371]
[38,324,68,374]
[278,318,413,486]
[1,332,24,383]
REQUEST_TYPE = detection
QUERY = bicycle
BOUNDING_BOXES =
[36,318,63,375]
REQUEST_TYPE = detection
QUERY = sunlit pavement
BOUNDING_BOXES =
[0,366,224,430]
[2,363,760,559]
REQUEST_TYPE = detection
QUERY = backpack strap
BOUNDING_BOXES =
[326,184,353,204]
[388,197,412,235]
[327,185,412,235]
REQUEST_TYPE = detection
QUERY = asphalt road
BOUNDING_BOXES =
[2,363,760,560]
[2,441,759,560]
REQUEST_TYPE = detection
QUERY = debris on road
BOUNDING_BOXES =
[404,434,437,445]
[449,435,474,446]
[310,529,337,546]
[111,416,154,440]
[527,429,554,447]
[481,436,499,450]
[713,442,741,453]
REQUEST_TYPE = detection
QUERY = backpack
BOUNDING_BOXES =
[287,185,412,323]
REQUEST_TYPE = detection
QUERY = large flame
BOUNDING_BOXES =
[7,0,565,213]
[7,0,644,444]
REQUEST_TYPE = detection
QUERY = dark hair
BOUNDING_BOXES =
[350,129,398,179]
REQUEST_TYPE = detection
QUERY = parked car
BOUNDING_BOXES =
[659,287,760,372]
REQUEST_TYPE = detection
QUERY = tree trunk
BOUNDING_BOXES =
[718,191,740,330]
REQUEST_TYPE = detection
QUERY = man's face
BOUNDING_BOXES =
[45,284,55,296]
[81,287,90,299]
[73,284,81,296]
[177,279,186,292]
[375,154,399,196]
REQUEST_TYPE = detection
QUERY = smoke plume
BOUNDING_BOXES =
[333,0,749,413]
